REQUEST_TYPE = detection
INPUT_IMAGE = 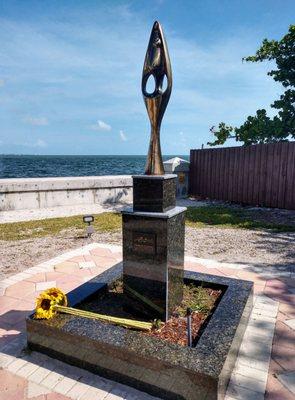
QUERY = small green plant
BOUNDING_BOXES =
[152,319,164,330]
[175,284,218,317]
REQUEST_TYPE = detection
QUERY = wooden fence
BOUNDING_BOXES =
[189,141,295,210]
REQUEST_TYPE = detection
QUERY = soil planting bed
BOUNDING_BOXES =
[79,279,222,346]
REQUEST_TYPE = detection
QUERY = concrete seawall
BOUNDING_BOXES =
[0,176,133,212]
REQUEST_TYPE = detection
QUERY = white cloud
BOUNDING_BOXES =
[0,79,4,87]
[90,120,111,131]
[23,116,48,126]
[171,131,188,150]
[119,130,127,141]
[34,139,47,147]
[16,139,47,148]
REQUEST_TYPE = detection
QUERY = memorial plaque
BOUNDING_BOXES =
[132,232,156,255]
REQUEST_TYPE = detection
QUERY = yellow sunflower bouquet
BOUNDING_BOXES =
[34,287,67,320]
[34,287,152,331]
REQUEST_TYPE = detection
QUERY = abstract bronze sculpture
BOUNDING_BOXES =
[142,21,172,175]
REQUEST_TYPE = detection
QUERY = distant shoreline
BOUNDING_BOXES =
[0,154,189,179]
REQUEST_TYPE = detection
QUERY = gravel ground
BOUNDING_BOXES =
[185,226,295,269]
[1,225,294,280]
[0,229,121,280]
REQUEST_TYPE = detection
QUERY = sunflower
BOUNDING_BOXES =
[34,287,67,320]
[44,287,68,306]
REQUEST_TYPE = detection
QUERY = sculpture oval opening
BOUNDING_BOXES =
[162,74,168,92]
[145,74,156,95]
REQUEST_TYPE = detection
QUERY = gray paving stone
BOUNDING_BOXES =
[53,376,78,395]
[95,382,159,400]
[239,338,272,362]
[237,354,270,372]
[278,371,295,394]
[28,366,52,384]
[79,374,114,397]
[17,361,39,378]
[253,301,278,315]
[249,314,276,324]
[80,386,110,400]
[285,319,295,330]
[229,373,266,394]
[244,320,275,339]
[7,358,28,374]
[41,370,64,389]
[233,364,268,385]
[66,381,90,400]
[255,295,278,306]
[226,382,265,400]
[26,381,51,398]
[0,353,14,369]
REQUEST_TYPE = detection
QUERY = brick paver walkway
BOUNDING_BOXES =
[0,243,294,399]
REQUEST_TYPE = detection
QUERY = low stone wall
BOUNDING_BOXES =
[0,176,133,211]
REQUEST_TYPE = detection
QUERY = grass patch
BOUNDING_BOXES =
[1,205,294,241]
[175,283,220,316]
[0,212,121,241]
[186,206,295,232]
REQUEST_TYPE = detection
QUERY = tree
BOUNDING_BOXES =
[208,25,295,146]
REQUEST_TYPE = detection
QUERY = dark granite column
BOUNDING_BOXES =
[122,174,186,321]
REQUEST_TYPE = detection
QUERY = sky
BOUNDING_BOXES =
[0,0,294,155]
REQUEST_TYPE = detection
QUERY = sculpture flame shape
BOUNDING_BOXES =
[142,21,172,175]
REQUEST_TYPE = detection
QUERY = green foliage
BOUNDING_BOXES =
[175,284,217,316]
[208,25,295,146]
[185,206,295,232]
[152,319,164,330]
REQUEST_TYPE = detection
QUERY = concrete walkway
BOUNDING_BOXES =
[0,243,294,399]
[0,199,208,224]
[0,204,128,224]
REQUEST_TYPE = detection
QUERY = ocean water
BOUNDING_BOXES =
[0,155,189,179]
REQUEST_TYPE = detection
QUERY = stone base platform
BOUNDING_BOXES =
[26,264,253,400]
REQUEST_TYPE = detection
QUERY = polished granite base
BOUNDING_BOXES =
[122,206,186,321]
[26,264,253,400]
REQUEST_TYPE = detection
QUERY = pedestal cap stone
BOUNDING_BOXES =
[132,174,177,213]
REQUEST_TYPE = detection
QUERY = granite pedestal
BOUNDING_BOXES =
[122,174,186,321]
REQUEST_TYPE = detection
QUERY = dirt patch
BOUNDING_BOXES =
[0,228,121,280]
